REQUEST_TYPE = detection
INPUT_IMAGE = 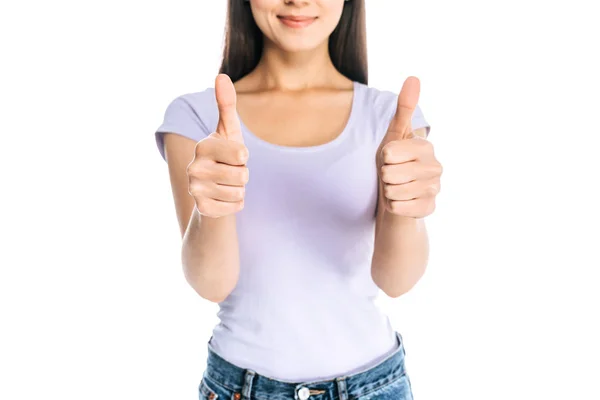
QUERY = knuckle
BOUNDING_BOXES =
[387,199,395,212]
[430,201,437,213]
[187,160,209,179]
[194,141,202,155]
[241,167,249,184]
[188,182,202,197]
[380,166,391,182]
[383,184,393,199]
[194,139,210,156]
[195,198,209,212]
[389,200,401,214]
[428,183,439,196]
[234,187,245,201]
[381,145,393,162]
[235,169,245,183]
[231,169,246,184]
[187,166,203,179]
[228,143,248,164]
[424,201,436,216]
[237,147,249,164]
[186,162,198,176]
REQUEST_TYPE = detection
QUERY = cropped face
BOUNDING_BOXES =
[249,0,346,52]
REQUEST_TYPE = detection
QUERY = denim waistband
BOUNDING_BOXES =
[203,331,408,400]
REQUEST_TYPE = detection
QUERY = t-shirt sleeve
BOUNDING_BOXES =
[375,90,432,144]
[411,104,431,138]
[155,95,212,162]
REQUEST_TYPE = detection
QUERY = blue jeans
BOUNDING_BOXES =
[199,331,414,400]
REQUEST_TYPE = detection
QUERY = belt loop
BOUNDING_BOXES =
[335,377,348,400]
[397,331,406,355]
[242,370,256,400]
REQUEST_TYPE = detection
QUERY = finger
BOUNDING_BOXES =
[213,142,248,166]
[381,139,426,165]
[196,198,244,218]
[380,162,439,184]
[386,76,420,141]
[189,180,243,202]
[198,136,248,166]
[210,163,249,186]
[383,179,440,201]
[387,198,435,218]
[215,74,243,142]
[205,182,245,203]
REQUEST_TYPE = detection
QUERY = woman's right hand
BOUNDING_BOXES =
[186,74,249,218]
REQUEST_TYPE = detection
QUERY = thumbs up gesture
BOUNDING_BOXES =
[186,74,249,218]
[376,77,442,218]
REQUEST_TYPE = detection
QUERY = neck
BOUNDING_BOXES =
[251,39,341,91]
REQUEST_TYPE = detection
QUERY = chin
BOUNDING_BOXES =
[275,36,326,53]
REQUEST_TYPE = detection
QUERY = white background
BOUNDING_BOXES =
[1,1,599,399]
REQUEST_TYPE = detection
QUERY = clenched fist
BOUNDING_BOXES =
[376,77,443,218]
[186,74,249,218]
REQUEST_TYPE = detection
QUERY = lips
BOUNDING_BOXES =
[277,15,317,28]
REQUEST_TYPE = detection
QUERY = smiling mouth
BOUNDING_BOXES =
[277,15,317,28]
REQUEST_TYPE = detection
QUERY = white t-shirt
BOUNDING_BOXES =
[155,81,431,382]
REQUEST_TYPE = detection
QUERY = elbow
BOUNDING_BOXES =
[182,261,237,304]
[181,246,238,304]
[187,275,234,304]
[374,274,412,298]
[371,265,423,298]
[199,291,229,304]
[372,273,407,298]
[184,271,236,304]
[381,283,413,299]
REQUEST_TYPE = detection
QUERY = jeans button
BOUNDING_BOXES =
[298,387,310,400]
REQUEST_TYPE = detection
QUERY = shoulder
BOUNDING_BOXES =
[161,87,220,133]
[358,83,398,105]
[167,88,217,119]
[355,82,430,136]
[351,83,401,142]
[356,83,399,120]
[155,88,220,160]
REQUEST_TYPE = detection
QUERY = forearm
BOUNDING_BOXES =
[371,199,429,297]
[181,206,240,303]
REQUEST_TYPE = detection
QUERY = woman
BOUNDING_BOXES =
[155,0,442,399]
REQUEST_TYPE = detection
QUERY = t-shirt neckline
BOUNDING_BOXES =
[237,81,361,153]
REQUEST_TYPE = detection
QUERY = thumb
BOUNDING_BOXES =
[385,76,420,141]
[215,74,244,142]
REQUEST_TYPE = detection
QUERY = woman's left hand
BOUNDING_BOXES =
[376,77,443,218]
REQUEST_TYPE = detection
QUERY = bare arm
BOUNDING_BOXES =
[163,133,241,303]
[372,127,431,298]
[159,75,248,303]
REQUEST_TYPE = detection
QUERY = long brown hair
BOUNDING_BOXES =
[219,0,368,84]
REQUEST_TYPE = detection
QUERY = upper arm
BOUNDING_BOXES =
[163,133,198,238]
